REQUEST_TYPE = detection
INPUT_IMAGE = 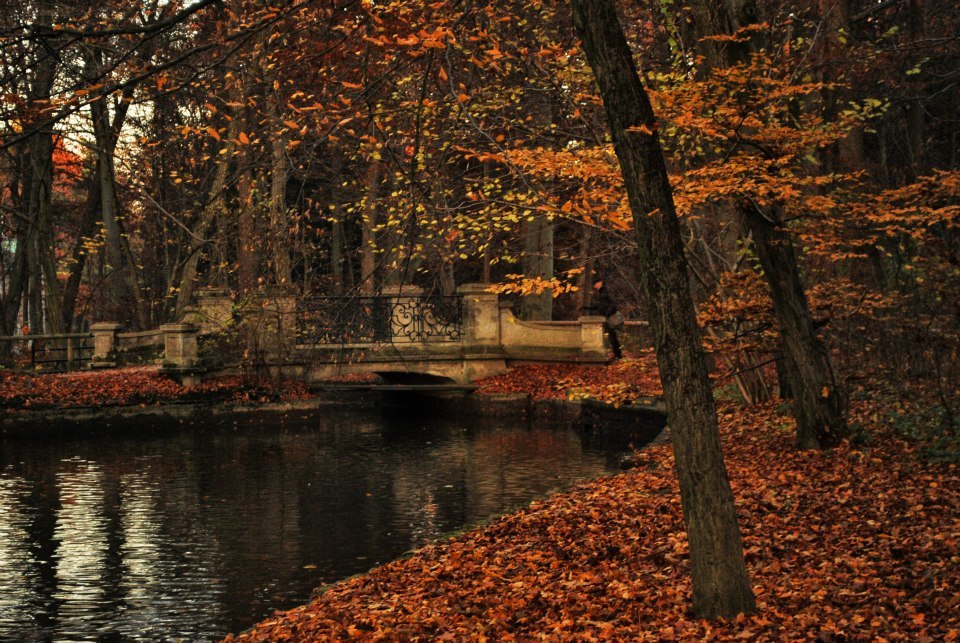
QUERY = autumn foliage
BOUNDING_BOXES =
[474,352,662,404]
[0,367,312,412]
[226,389,959,641]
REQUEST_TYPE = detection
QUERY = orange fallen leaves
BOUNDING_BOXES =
[474,352,662,404]
[226,393,960,642]
[0,367,313,412]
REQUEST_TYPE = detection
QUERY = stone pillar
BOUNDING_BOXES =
[458,284,501,350]
[161,323,199,369]
[194,288,234,333]
[578,316,608,361]
[90,322,122,367]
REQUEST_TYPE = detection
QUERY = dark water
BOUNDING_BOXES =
[0,398,655,642]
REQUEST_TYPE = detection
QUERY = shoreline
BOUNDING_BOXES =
[0,390,668,438]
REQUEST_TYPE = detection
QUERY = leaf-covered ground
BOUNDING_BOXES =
[475,351,662,404]
[227,390,959,641]
[0,366,312,411]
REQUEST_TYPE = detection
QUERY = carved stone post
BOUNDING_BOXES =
[194,288,234,333]
[458,284,501,351]
[161,323,199,369]
[90,322,122,367]
[578,316,607,361]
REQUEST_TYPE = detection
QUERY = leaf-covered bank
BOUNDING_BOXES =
[227,391,959,641]
[0,366,312,412]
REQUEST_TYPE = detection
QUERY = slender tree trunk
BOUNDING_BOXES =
[741,206,846,448]
[173,104,242,317]
[360,161,381,295]
[89,84,147,328]
[62,162,101,330]
[269,99,292,286]
[906,0,926,173]
[572,0,756,618]
[576,226,595,315]
[693,0,849,448]
[331,212,345,296]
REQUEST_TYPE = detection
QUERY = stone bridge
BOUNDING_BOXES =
[90,285,612,385]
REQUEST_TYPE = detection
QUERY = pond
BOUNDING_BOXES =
[0,396,662,641]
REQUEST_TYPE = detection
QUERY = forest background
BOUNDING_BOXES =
[0,0,958,424]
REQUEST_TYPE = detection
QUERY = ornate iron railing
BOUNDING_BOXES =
[297,295,463,344]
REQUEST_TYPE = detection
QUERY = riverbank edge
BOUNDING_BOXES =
[0,390,668,437]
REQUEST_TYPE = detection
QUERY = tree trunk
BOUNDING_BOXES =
[520,214,554,320]
[62,162,101,330]
[269,99,292,286]
[236,160,258,294]
[360,161,381,295]
[741,206,846,448]
[693,0,849,448]
[572,0,756,619]
[89,84,147,328]
[331,211,345,296]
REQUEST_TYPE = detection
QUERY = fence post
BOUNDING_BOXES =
[194,288,235,333]
[66,337,75,370]
[90,322,123,367]
[578,316,608,361]
[161,323,199,369]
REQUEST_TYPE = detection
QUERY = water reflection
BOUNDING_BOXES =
[0,402,656,640]
[0,476,40,638]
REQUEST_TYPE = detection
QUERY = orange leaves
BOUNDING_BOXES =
[229,384,960,641]
[0,368,312,412]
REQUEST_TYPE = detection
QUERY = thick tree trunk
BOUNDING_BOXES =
[740,206,846,448]
[89,87,147,328]
[572,0,755,619]
[236,162,258,294]
[520,214,554,320]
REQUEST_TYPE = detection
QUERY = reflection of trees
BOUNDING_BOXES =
[0,408,616,638]
[0,477,41,639]
[53,462,110,641]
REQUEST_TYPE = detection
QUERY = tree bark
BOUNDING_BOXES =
[692,0,849,448]
[740,206,846,448]
[360,161,381,295]
[268,98,292,286]
[572,0,755,618]
[520,214,554,320]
